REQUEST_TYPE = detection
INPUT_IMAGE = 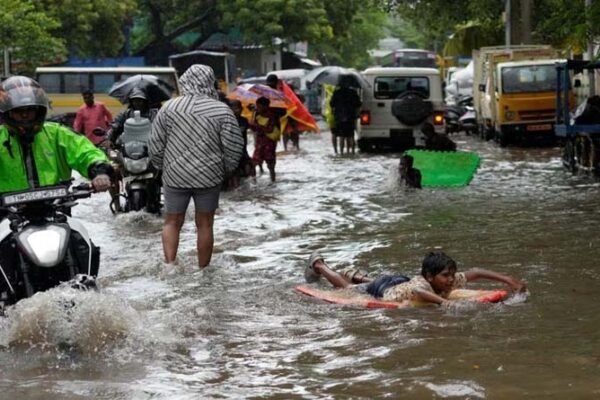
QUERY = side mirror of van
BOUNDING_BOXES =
[478,84,486,92]
[574,79,582,88]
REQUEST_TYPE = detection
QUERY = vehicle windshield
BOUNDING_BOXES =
[501,64,557,93]
[374,76,430,99]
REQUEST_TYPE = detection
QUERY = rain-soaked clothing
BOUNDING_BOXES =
[149,64,244,189]
[0,122,110,193]
[381,273,467,302]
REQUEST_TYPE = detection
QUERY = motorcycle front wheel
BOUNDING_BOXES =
[127,190,146,212]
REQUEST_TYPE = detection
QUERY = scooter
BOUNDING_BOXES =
[459,105,477,135]
[0,183,100,314]
[444,95,473,135]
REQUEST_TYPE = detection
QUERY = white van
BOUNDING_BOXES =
[356,67,445,151]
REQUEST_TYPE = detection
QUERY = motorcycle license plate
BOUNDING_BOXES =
[122,172,154,184]
[526,124,552,132]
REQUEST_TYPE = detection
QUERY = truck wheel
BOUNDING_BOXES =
[391,91,433,125]
[562,140,577,173]
[496,129,509,147]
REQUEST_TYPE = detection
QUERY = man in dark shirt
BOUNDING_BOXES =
[330,75,361,155]
[422,123,457,151]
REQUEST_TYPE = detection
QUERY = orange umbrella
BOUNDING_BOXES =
[227,84,293,119]
[279,81,319,133]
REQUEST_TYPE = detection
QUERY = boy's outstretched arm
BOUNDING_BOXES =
[464,268,527,293]
[412,288,450,306]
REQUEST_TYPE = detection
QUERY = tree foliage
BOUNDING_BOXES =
[131,0,387,67]
[0,0,66,75]
[310,1,387,68]
[31,0,137,58]
[218,0,333,46]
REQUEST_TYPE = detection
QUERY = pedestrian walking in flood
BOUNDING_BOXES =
[250,96,280,183]
[149,64,244,268]
[73,88,113,145]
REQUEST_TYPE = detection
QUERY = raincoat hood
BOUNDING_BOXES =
[179,64,218,100]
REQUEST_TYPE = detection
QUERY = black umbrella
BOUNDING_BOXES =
[305,66,370,89]
[108,74,175,105]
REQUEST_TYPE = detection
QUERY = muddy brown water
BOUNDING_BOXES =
[1,127,599,399]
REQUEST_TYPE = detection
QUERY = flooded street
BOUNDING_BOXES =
[2,125,600,399]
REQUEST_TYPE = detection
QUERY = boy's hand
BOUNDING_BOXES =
[507,278,527,293]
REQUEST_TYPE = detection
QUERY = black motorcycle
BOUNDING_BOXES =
[110,111,161,214]
[0,183,100,314]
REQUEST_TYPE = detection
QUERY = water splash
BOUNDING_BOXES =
[0,287,141,355]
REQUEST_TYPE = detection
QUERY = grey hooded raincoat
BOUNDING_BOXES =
[149,64,244,189]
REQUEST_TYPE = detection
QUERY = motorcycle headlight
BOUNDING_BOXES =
[124,141,148,160]
[16,224,70,267]
[505,111,515,121]
[123,157,150,174]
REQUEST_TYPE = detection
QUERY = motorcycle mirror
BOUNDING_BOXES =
[92,127,106,137]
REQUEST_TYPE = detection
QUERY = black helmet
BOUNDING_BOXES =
[0,76,49,137]
[128,87,147,101]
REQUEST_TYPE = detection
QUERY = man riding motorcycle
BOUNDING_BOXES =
[103,87,160,213]
[0,76,114,305]
[0,76,114,194]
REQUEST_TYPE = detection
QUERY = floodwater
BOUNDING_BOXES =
[1,126,600,399]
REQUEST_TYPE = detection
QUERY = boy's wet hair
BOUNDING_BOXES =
[229,99,242,108]
[256,96,270,107]
[266,74,279,87]
[421,251,456,278]
[400,154,414,168]
[82,88,94,96]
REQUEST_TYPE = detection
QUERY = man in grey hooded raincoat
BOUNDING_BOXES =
[150,64,244,268]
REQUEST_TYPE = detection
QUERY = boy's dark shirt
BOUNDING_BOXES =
[330,87,361,123]
[401,168,422,189]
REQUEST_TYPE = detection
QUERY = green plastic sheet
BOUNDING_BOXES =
[404,149,481,187]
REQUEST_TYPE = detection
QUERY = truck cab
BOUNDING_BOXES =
[473,46,562,146]
[491,59,563,145]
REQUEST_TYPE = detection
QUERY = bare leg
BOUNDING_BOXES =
[162,212,186,263]
[267,161,276,182]
[331,133,338,154]
[194,210,215,267]
[312,259,352,288]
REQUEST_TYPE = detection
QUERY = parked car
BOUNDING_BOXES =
[356,67,445,152]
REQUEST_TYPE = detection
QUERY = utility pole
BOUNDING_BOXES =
[505,0,511,47]
[586,0,595,95]
[521,0,532,44]
[3,48,9,77]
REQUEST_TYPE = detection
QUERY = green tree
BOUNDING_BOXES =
[311,1,388,67]
[219,0,333,46]
[31,0,137,58]
[131,0,387,67]
[0,0,66,75]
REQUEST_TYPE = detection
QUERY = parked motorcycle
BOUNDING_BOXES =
[459,104,477,135]
[0,183,100,314]
[445,95,475,135]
